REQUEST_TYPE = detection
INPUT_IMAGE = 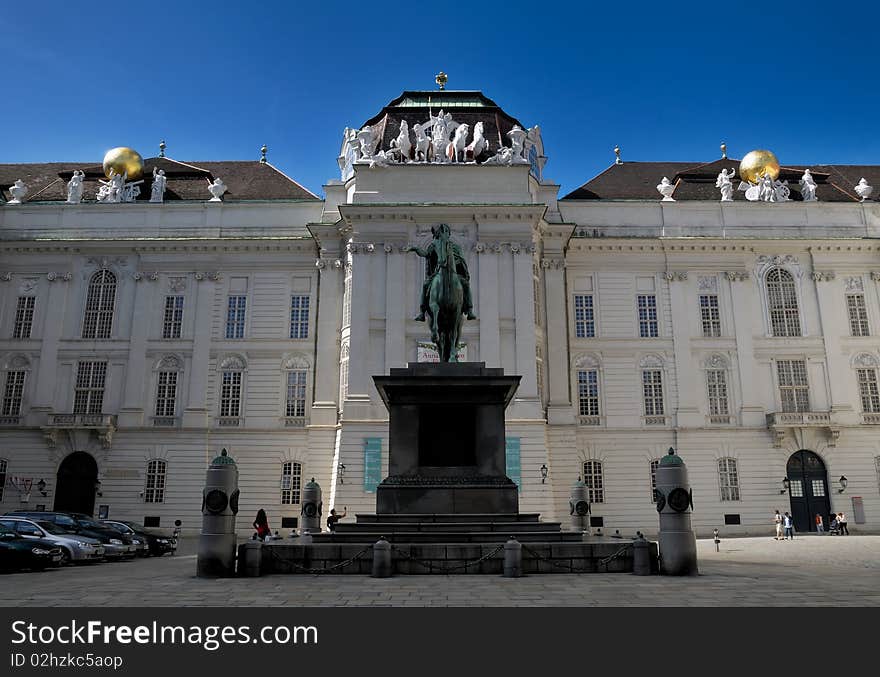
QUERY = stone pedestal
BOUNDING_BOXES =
[373,362,521,514]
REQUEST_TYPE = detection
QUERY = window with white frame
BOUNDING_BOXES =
[2,370,26,417]
[0,458,6,501]
[847,294,870,337]
[290,295,310,339]
[13,297,35,339]
[82,270,117,339]
[766,268,801,337]
[574,294,595,338]
[718,457,740,501]
[650,459,660,503]
[285,370,307,418]
[706,369,730,416]
[536,342,545,404]
[577,370,599,416]
[144,459,166,503]
[281,461,303,504]
[642,369,664,417]
[582,460,604,503]
[162,295,184,339]
[73,361,106,415]
[777,359,810,412]
[637,295,658,338]
[155,371,178,417]
[533,263,542,326]
[225,295,247,339]
[857,368,880,413]
[699,294,721,337]
[219,370,242,418]
[342,265,352,328]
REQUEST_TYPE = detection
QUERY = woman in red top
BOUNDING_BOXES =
[253,509,271,539]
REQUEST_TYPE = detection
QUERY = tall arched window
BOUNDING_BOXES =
[766,268,800,337]
[582,460,604,503]
[82,270,117,339]
[144,459,167,503]
[281,461,303,504]
[649,458,660,503]
[718,457,740,501]
[0,459,7,502]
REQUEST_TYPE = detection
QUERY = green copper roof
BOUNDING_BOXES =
[211,448,236,466]
[659,447,684,467]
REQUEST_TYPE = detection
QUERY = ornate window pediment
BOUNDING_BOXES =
[219,355,246,371]
[282,353,311,370]
[639,354,664,369]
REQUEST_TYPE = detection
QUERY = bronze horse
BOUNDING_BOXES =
[427,227,464,362]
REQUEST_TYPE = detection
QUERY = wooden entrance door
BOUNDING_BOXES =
[786,450,831,533]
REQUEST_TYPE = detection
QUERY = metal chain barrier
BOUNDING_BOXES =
[521,543,632,573]
[390,544,504,573]
[264,545,370,575]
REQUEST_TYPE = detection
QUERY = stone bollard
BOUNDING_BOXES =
[503,537,522,578]
[654,447,698,576]
[569,476,591,534]
[241,541,263,577]
[300,478,323,534]
[632,532,651,576]
[197,449,240,577]
[371,537,392,578]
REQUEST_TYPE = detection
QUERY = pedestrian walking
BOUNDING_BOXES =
[783,512,795,540]
[774,509,784,540]
[253,508,271,541]
[838,511,849,535]
[815,513,824,534]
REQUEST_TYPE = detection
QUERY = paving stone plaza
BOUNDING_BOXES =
[3,535,878,606]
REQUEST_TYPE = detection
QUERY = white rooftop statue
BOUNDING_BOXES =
[657,177,675,201]
[715,169,735,201]
[66,170,85,204]
[855,178,873,201]
[7,179,27,204]
[800,169,818,202]
[150,168,167,203]
[207,177,227,202]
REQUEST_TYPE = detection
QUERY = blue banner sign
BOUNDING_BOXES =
[505,437,521,492]
[363,438,383,493]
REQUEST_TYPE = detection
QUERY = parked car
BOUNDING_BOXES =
[0,524,63,571]
[102,520,174,557]
[4,512,135,559]
[0,518,105,565]
[99,521,147,557]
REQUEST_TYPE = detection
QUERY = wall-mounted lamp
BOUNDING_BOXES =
[94,479,102,497]
[36,478,47,497]
[779,477,790,494]
[338,463,346,484]
[838,475,848,493]
[540,464,548,484]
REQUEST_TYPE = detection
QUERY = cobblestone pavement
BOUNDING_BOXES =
[2,535,878,607]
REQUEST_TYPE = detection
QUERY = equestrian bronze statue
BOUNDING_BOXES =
[406,224,476,362]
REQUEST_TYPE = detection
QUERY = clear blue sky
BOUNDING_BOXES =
[2,1,878,197]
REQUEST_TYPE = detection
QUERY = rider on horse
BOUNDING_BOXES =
[410,224,477,322]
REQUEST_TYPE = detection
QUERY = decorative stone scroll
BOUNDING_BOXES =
[811,271,836,282]
[664,271,688,282]
[724,271,749,282]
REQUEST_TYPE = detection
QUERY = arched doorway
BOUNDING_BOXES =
[54,452,98,516]
[786,450,831,533]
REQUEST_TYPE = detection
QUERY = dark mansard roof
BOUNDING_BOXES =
[563,158,880,202]
[0,157,319,203]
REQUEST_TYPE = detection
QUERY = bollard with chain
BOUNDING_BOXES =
[503,537,522,578]
[372,537,392,578]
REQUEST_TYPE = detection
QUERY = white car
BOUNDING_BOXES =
[0,517,105,565]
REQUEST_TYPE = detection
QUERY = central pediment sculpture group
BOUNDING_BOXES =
[338,110,542,178]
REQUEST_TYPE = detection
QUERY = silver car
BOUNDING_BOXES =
[0,518,105,565]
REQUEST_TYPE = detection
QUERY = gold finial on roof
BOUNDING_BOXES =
[614,145,622,165]
[102,147,144,180]
[435,71,448,90]
[260,144,268,164]
[739,149,780,184]
[159,139,166,158]
[720,142,727,159]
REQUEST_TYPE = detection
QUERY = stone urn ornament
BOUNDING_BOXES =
[657,177,675,201]
[855,178,873,201]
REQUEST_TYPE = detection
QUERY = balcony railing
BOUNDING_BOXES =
[707,415,732,425]
[43,414,116,449]
[578,415,601,426]
[0,416,21,426]
[283,417,307,428]
[862,413,880,424]
[644,415,667,426]
[152,416,177,427]
[217,417,241,427]
[766,411,838,447]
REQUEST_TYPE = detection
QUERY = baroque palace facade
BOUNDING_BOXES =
[1,88,880,535]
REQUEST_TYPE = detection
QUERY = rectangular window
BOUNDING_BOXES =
[533,263,542,326]
[2,371,26,417]
[162,296,184,339]
[536,343,545,404]
[699,294,721,337]
[144,460,166,504]
[154,371,178,417]
[574,294,595,338]
[225,296,247,339]
[13,297,35,339]
[718,458,740,501]
[219,371,242,417]
[637,295,658,338]
[577,370,600,416]
[285,370,307,418]
[289,295,310,339]
[281,462,303,505]
[642,369,664,416]
[73,362,107,415]
[777,360,810,413]
[583,460,604,504]
[857,369,880,413]
[650,459,660,503]
[342,267,352,328]
[847,294,870,337]
[706,370,729,416]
